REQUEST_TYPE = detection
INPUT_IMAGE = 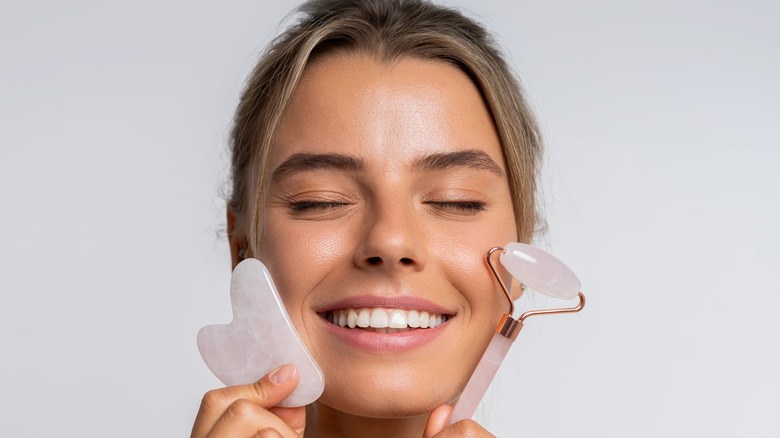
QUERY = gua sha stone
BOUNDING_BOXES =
[197,258,324,407]
[447,243,583,426]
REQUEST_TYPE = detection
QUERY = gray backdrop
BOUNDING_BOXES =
[2,0,778,436]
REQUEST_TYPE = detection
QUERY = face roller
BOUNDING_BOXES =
[445,242,586,426]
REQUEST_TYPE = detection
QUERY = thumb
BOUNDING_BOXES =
[423,404,453,438]
[247,363,300,409]
[192,364,302,438]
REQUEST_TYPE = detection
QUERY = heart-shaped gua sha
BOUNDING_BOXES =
[197,258,324,407]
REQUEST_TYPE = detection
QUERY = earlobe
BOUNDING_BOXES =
[227,208,244,269]
[510,279,524,301]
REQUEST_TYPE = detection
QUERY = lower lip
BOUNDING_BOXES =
[319,317,451,352]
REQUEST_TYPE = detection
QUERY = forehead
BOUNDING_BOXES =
[271,53,503,171]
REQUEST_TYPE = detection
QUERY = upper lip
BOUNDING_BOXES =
[315,294,454,316]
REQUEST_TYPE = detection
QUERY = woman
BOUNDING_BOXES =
[193,0,542,436]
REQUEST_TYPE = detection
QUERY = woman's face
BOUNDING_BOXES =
[255,53,517,417]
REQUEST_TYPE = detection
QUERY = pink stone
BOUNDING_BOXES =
[197,259,324,407]
[500,242,581,299]
[447,333,513,426]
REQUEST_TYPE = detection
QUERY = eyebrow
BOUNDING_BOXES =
[270,149,504,180]
[412,150,504,176]
[271,153,365,179]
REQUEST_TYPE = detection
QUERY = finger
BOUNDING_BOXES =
[192,364,300,438]
[206,398,300,438]
[269,406,307,434]
[426,416,496,438]
[255,428,284,438]
[423,404,453,438]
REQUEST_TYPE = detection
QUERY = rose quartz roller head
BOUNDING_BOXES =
[446,243,586,426]
[197,258,324,407]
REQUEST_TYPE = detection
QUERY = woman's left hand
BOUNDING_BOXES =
[423,405,496,437]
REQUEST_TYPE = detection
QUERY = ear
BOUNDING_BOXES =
[227,208,244,270]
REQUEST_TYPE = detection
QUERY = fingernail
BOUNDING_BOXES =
[269,363,295,385]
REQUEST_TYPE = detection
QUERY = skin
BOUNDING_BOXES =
[194,53,519,437]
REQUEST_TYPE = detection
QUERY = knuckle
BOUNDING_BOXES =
[454,419,492,437]
[255,428,283,438]
[251,379,274,401]
[225,399,258,420]
[200,389,229,412]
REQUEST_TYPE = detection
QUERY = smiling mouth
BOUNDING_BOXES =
[321,308,451,333]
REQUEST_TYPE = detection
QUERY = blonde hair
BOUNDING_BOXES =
[228,0,542,256]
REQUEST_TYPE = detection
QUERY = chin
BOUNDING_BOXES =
[316,390,450,419]
[313,358,469,418]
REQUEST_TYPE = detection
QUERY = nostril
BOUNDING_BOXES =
[367,256,382,265]
[400,257,413,265]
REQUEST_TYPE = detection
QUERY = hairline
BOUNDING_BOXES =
[230,1,542,257]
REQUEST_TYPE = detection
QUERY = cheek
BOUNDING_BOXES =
[430,221,515,318]
[256,221,352,322]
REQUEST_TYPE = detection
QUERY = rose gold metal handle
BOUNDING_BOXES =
[519,292,586,322]
[485,246,586,338]
[486,247,513,315]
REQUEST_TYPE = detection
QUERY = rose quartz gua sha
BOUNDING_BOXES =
[197,258,324,407]
[446,243,586,425]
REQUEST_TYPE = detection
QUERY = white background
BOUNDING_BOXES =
[1,1,778,436]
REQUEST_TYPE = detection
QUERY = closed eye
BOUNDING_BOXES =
[424,200,486,213]
[290,201,349,212]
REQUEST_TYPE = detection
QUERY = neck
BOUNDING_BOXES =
[304,401,429,438]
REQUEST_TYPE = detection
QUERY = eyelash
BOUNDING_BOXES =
[288,200,487,214]
[424,200,486,213]
[290,201,348,212]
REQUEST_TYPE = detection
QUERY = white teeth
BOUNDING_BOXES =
[389,309,407,328]
[419,311,429,328]
[407,310,420,328]
[356,309,370,328]
[326,307,449,330]
[369,308,389,328]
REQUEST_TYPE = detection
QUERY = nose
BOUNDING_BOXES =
[353,200,427,272]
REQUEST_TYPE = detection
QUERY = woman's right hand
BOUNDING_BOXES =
[191,364,306,438]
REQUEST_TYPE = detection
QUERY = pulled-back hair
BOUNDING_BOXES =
[229,0,542,256]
